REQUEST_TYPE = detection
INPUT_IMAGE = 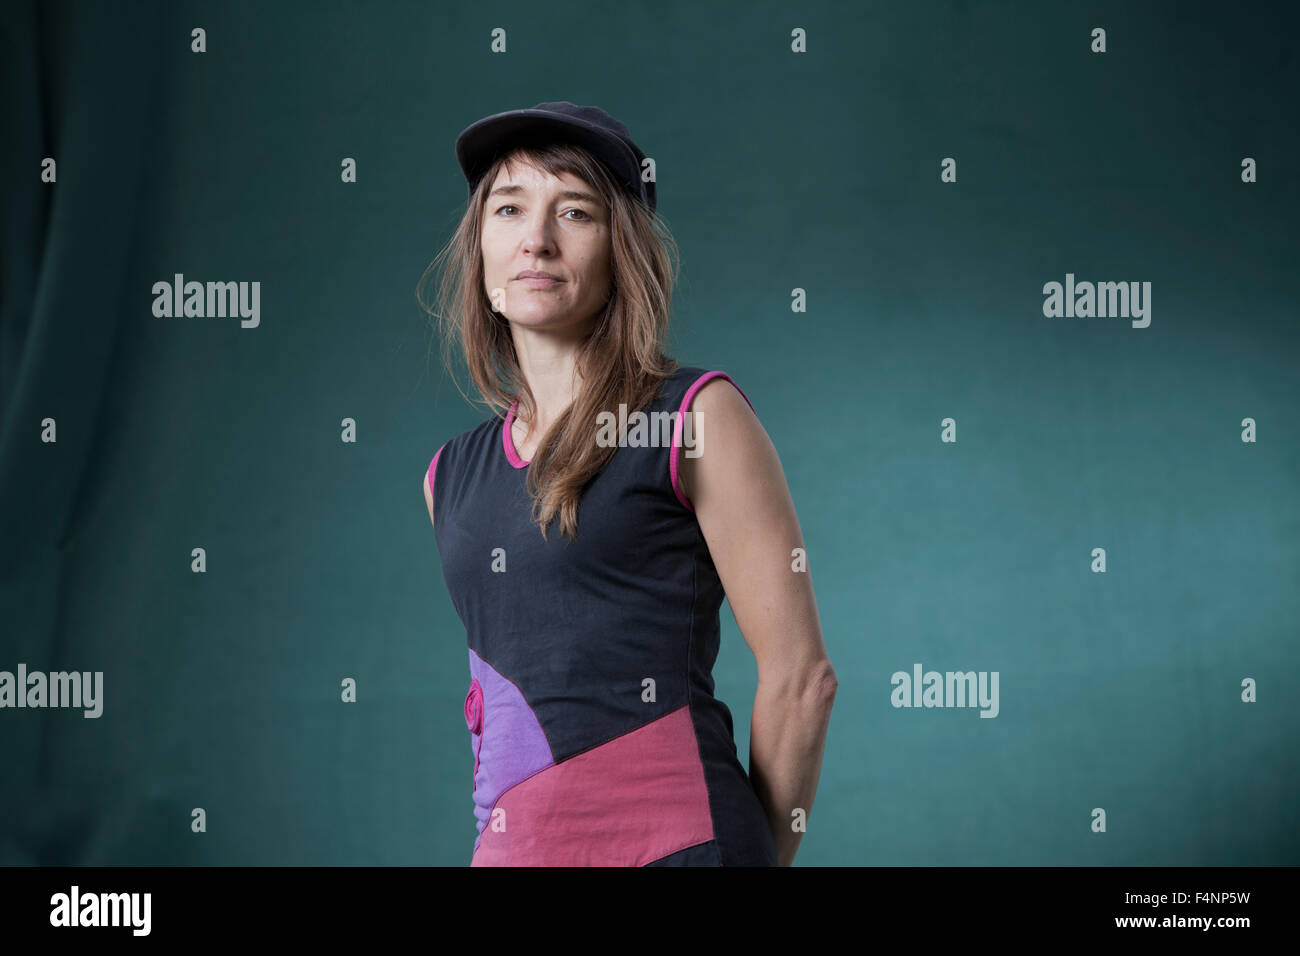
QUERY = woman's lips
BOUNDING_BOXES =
[517,276,562,288]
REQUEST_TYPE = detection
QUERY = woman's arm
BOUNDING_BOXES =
[679,378,836,866]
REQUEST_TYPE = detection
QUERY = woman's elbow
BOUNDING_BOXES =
[762,658,838,704]
[809,661,838,704]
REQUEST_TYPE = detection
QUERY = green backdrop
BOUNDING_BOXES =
[1,0,1296,865]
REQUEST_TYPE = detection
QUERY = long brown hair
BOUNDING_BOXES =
[418,142,680,542]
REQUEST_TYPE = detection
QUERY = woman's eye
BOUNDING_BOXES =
[495,205,589,220]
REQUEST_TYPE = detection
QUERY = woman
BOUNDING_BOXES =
[419,102,835,866]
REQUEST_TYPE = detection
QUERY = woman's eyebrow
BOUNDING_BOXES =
[488,184,602,205]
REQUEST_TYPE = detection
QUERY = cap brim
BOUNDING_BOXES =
[454,108,649,207]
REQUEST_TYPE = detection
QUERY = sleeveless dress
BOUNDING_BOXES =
[426,365,779,866]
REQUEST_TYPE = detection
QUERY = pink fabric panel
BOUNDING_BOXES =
[669,371,756,512]
[471,704,715,866]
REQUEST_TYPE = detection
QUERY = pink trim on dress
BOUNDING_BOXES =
[464,678,484,782]
[669,372,756,512]
[427,444,445,500]
[502,400,530,469]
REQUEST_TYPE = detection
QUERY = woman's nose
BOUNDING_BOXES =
[522,237,553,257]
[522,222,555,255]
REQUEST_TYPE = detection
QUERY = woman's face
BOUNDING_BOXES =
[480,161,612,335]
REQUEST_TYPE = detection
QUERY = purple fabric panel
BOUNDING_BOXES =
[467,647,554,848]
